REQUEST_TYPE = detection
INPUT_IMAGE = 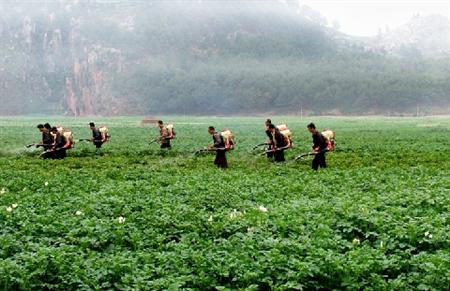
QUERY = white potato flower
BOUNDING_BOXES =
[118,216,126,224]
[229,209,242,219]
[44,182,49,186]
[207,215,213,222]
[6,206,13,212]
[11,204,18,209]
[0,188,5,195]
[352,238,360,245]
[258,205,268,213]
[75,211,83,216]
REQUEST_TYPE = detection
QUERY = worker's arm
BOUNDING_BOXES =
[63,138,71,149]
[285,137,292,148]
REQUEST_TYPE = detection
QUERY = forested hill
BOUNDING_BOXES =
[0,0,449,116]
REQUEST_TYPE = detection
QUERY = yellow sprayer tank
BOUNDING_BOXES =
[220,129,235,150]
[276,124,292,147]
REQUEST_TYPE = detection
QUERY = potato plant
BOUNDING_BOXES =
[0,116,449,290]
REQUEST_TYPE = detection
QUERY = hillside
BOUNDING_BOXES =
[0,0,449,116]
[366,14,450,58]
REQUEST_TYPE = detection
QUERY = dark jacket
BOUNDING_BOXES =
[272,129,287,148]
[55,133,67,149]
[92,128,102,141]
[266,129,274,145]
[212,132,225,149]
[312,131,327,151]
[42,130,54,145]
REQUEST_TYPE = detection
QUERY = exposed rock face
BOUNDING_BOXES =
[64,47,121,116]
[0,0,124,115]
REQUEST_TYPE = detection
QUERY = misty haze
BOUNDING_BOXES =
[1,0,449,116]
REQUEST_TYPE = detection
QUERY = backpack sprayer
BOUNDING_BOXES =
[193,129,235,156]
[293,129,335,161]
[149,124,176,145]
[79,126,110,143]
[254,123,293,155]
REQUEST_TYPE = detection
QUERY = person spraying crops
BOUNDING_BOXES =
[41,127,72,159]
[307,123,328,170]
[28,123,54,150]
[266,124,289,162]
[83,122,110,152]
[254,119,292,159]
[157,120,175,149]
[264,119,275,158]
[208,126,230,168]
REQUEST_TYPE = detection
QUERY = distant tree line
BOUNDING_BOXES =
[0,0,448,115]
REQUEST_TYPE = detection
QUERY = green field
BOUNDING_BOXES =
[0,116,449,290]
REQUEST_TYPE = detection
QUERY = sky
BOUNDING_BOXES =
[299,0,450,36]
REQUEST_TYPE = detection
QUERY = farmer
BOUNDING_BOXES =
[42,127,70,159]
[268,123,287,162]
[37,124,54,151]
[89,122,105,152]
[307,122,328,170]
[158,120,172,149]
[265,119,274,158]
[208,126,228,168]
